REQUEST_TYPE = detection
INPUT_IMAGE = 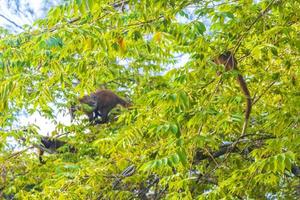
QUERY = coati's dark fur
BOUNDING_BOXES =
[38,137,76,164]
[70,89,131,123]
[214,51,251,136]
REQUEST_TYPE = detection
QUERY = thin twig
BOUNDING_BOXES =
[252,81,276,106]
[231,0,278,54]
[204,148,219,166]
[54,131,71,139]
[0,14,24,30]
[5,146,34,160]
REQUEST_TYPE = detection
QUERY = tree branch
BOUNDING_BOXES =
[193,134,300,178]
[5,146,34,160]
[0,14,24,30]
[231,0,278,54]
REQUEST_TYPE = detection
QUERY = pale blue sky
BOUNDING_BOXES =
[0,0,61,32]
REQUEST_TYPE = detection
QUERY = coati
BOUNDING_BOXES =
[70,95,99,122]
[38,137,76,164]
[214,51,252,136]
[70,89,131,124]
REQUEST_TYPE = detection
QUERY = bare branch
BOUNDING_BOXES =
[0,14,24,30]
[5,146,34,160]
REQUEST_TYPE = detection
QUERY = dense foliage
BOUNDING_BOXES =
[0,0,299,199]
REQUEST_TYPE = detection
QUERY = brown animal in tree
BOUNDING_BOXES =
[214,51,251,136]
[38,137,76,164]
[70,95,98,122]
[70,89,131,123]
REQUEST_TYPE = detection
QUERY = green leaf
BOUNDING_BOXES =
[194,21,206,35]
[170,154,180,165]
[179,91,189,109]
[178,10,189,18]
[43,36,63,48]
[177,149,187,166]
[170,123,180,137]
[81,103,95,112]
[252,45,263,60]
[276,154,285,173]
[86,0,93,11]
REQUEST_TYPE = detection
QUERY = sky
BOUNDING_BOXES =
[0,0,38,26]
[0,0,61,32]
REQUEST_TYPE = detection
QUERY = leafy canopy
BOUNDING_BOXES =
[0,0,299,199]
